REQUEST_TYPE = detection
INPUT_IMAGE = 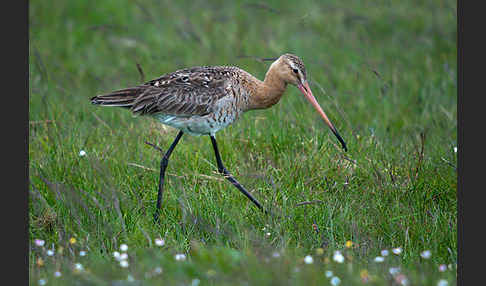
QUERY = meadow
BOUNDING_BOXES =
[29,0,457,285]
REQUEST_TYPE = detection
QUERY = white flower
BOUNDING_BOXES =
[155,238,165,246]
[333,251,345,263]
[381,249,389,256]
[34,239,45,247]
[325,270,333,278]
[304,255,314,264]
[79,250,86,257]
[392,247,402,255]
[74,263,84,271]
[374,256,385,263]
[38,279,47,285]
[154,267,162,274]
[120,244,128,251]
[120,260,129,268]
[420,250,431,259]
[398,276,410,286]
[175,254,186,261]
[453,147,457,153]
[265,232,271,238]
[389,267,401,275]
[330,276,341,286]
[79,150,87,157]
[113,251,120,259]
[119,253,128,261]
[191,279,201,286]
[54,271,62,277]
[46,250,55,256]
[439,264,447,272]
[437,279,449,286]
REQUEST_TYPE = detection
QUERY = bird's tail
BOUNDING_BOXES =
[90,86,147,108]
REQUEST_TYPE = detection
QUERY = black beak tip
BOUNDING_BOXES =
[332,129,348,152]
[339,139,348,152]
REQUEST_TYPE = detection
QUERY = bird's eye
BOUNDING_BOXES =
[292,68,299,74]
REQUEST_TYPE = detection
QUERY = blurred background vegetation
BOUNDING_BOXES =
[29,0,456,284]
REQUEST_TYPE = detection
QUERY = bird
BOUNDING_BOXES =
[91,53,347,221]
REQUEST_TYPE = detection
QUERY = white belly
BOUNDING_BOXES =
[153,113,235,136]
[152,95,244,136]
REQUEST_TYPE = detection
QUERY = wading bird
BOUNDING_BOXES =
[91,53,347,221]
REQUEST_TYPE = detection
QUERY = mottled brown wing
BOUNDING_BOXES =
[131,66,233,116]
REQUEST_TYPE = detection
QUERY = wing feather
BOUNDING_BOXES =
[132,66,235,116]
[92,66,239,117]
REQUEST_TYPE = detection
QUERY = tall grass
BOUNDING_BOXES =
[29,0,457,284]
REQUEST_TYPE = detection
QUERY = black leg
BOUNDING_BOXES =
[154,130,184,222]
[210,135,266,213]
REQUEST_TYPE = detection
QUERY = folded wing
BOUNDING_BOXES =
[91,66,234,117]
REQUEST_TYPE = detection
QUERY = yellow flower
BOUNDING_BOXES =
[360,269,369,283]
[206,269,216,277]
[315,248,324,255]
[37,257,44,267]
[69,237,77,244]
[345,240,353,248]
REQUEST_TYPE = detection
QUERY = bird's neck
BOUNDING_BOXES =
[246,66,287,111]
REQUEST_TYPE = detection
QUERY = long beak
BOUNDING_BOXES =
[298,81,347,151]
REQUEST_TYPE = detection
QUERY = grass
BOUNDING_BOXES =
[29,0,457,285]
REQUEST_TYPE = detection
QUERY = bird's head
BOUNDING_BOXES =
[269,53,348,151]
[272,53,308,87]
